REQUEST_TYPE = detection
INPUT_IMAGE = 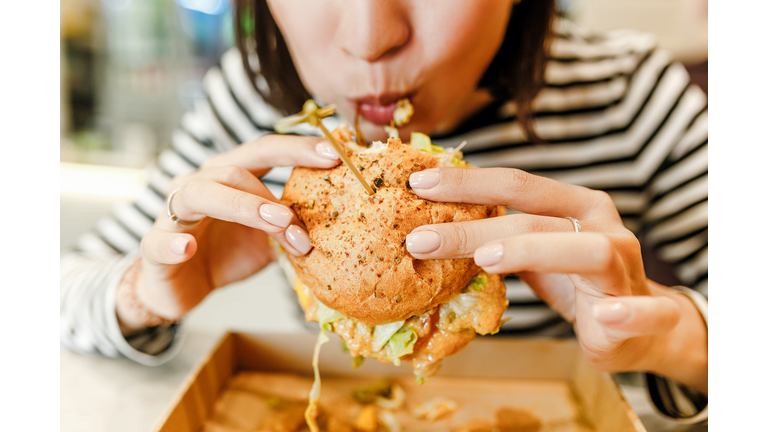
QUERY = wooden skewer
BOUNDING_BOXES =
[354,107,366,147]
[315,121,375,195]
[275,100,375,195]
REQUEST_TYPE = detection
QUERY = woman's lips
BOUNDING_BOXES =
[358,102,397,126]
[353,93,412,126]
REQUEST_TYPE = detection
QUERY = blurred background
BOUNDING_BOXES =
[61,0,231,167]
[61,0,234,248]
[60,0,708,254]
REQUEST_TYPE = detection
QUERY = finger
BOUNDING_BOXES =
[474,232,630,296]
[406,214,574,259]
[167,167,311,255]
[592,296,681,339]
[517,271,577,322]
[164,178,296,234]
[141,228,198,266]
[272,225,313,256]
[409,167,616,219]
[193,165,281,200]
[181,165,305,230]
[202,134,342,176]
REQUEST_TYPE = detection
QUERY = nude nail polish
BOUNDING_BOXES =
[474,243,504,267]
[409,169,441,189]
[286,225,312,255]
[259,203,293,228]
[592,301,632,323]
[170,236,189,256]
[406,230,442,254]
[315,141,340,160]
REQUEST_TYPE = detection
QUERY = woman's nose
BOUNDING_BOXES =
[335,0,411,62]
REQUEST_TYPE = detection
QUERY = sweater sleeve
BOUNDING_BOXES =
[641,87,708,296]
[59,48,284,364]
[60,251,185,365]
[638,71,708,422]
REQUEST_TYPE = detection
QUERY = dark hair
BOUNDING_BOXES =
[235,0,555,139]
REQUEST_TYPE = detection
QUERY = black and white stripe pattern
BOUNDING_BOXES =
[431,22,708,333]
[61,20,707,366]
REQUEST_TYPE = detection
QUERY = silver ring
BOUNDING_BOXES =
[166,188,204,228]
[565,217,581,233]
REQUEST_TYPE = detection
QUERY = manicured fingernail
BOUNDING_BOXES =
[593,301,633,324]
[406,230,441,254]
[259,203,294,228]
[409,169,441,189]
[170,236,189,256]
[285,225,312,255]
[315,141,340,160]
[474,243,503,267]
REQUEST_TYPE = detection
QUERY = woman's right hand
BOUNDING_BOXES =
[115,135,342,330]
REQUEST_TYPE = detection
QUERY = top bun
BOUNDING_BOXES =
[281,134,497,326]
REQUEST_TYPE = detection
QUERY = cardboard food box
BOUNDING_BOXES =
[153,331,646,432]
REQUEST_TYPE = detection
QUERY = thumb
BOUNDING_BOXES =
[592,296,681,339]
[140,227,198,266]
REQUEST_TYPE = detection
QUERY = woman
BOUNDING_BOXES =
[61,0,707,422]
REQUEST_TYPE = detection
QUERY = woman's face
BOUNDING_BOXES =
[267,0,514,141]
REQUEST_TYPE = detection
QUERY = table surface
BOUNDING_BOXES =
[60,264,705,432]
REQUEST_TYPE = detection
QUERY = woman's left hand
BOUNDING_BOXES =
[405,167,706,391]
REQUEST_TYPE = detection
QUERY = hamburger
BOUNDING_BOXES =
[277,126,509,381]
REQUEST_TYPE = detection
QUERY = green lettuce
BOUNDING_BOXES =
[442,291,482,318]
[353,355,365,369]
[372,320,405,352]
[490,317,513,335]
[410,132,445,154]
[316,300,344,327]
[466,274,488,292]
[384,327,418,366]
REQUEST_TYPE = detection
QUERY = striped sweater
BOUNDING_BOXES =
[60,18,707,415]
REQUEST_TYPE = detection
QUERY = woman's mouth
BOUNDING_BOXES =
[353,93,413,126]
